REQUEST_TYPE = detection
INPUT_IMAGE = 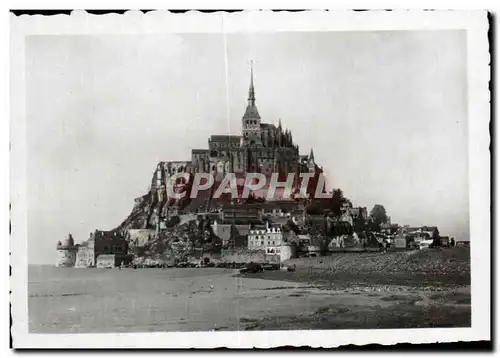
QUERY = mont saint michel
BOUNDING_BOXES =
[56,65,327,269]
[24,30,472,336]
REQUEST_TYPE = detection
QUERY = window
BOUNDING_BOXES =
[272,241,275,245]
[268,241,270,245]
[261,241,264,245]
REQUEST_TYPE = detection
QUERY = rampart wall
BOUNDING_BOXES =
[220,248,279,264]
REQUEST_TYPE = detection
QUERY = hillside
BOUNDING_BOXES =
[131,216,222,265]
[116,193,153,232]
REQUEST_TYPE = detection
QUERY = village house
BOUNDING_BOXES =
[219,204,263,225]
[75,230,132,268]
[247,223,283,255]
[211,220,254,247]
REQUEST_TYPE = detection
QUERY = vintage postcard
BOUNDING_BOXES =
[10,10,490,348]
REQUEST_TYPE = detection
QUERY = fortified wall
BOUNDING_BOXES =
[220,248,280,264]
[55,234,78,267]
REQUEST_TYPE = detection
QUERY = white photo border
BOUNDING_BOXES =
[10,10,490,348]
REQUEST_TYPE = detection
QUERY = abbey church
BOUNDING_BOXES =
[151,65,321,194]
[57,65,331,267]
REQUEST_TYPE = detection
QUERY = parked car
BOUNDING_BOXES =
[239,262,264,274]
[262,263,279,271]
[287,264,297,272]
[419,239,434,250]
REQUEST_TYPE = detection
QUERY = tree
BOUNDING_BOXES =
[369,205,388,227]
[329,189,347,217]
[353,213,366,233]
[166,215,181,228]
[229,223,239,242]
[305,201,325,215]
[284,218,300,235]
[431,227,441,248]
[306,188,350,217]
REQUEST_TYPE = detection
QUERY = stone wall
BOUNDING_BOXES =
[211,223,231,246]
[279,243,297,261]
[95,254,133,268]
[128,229,154,247]
[395,236,407,249]
[55,249,77,267]
[75,246,95,267]
[220,248,279,264]
[96,254,116,268]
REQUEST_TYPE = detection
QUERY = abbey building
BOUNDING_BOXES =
[151,65,320,192]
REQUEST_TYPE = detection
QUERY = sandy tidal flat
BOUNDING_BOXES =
[28,265,470,333]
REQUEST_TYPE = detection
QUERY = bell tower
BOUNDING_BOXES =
[242,61,262,147]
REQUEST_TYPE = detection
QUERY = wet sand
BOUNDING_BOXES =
[28,265,470,333]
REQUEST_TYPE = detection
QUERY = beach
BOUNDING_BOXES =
[28,251,470,333]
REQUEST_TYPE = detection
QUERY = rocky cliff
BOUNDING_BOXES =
[130,216,222,265]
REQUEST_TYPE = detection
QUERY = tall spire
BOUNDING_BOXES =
[248,60,255,105]
[309,148,315,161]
[243,61,260,120]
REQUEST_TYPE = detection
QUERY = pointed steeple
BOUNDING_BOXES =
[285,129,290,146]
[278,118,282,130]
[243,61,260,120]
[309,148,315,162]
[248,60,255,105]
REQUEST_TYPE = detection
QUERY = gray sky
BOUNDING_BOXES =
[25,31,468,264]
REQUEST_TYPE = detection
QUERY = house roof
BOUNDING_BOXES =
[346,207,367,217]
[220,218,263,225]
[192,149,209,154]
[221,203,262,210]
[259,201,302,210]
[260,123,275,129]
[210,135,241,142]
[332,221,352,228]
[243,104,261,119]
[222,207,261,214]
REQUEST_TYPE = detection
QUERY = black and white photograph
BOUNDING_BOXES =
[10,10,490,348]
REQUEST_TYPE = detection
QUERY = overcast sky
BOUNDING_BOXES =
[25,31,468,264]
